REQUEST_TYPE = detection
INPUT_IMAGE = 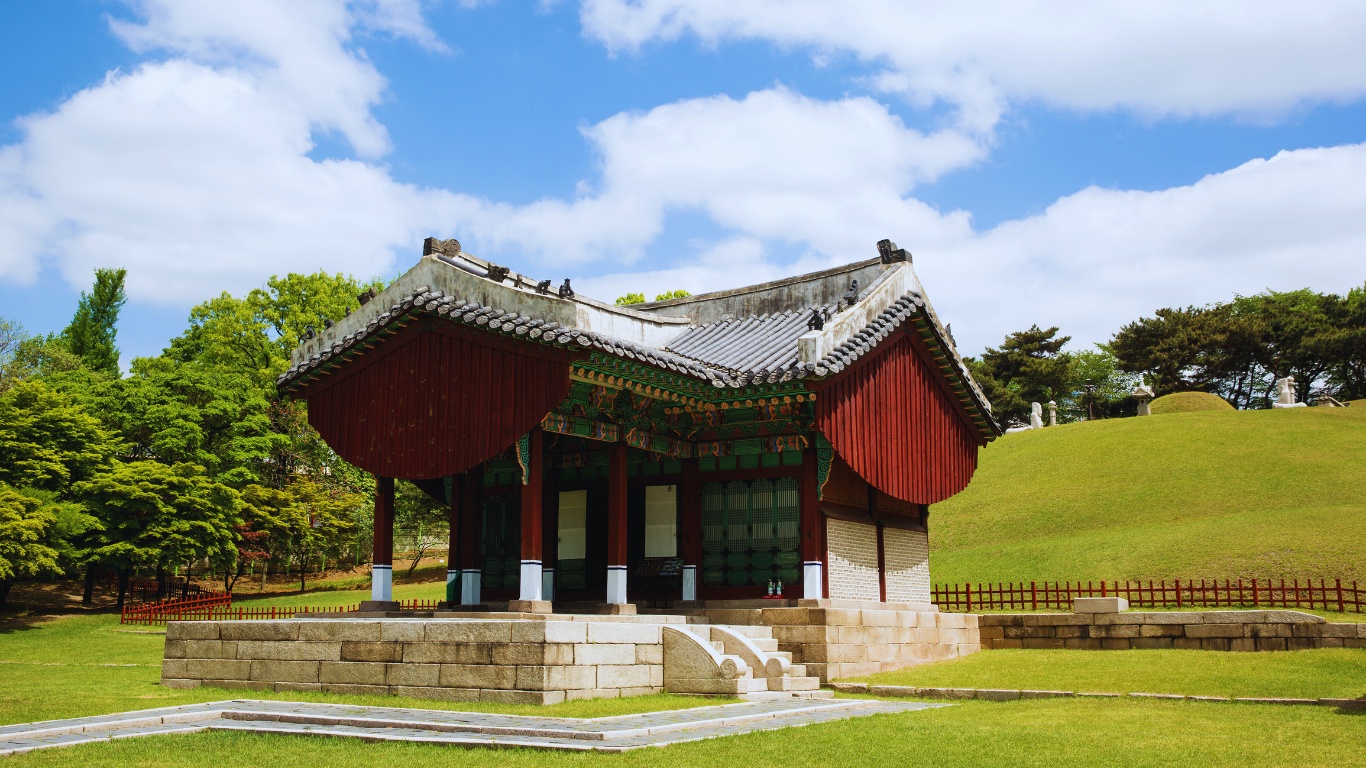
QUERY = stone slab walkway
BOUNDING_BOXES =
[0,698,945,756]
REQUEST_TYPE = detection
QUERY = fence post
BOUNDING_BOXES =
[1175,579,1181,609]
[1337,579,1346,613]
[1031,581,1037,611]
[966,583,973,613]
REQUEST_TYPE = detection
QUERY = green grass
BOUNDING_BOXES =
[7,699,1364,768]
[853,648,1366,699]
[232,578,448,610]
[931,405,1366,583]
[1149,391,1235,414]
[0,614,713,726]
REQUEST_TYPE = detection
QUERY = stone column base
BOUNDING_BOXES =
[357,600,401,612]
[597,603,637,615]
[507,599,553,613]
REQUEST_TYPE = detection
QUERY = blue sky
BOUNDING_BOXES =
[2,1,1365,365]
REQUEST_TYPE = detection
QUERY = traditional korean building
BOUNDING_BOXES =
[278,237,999,613]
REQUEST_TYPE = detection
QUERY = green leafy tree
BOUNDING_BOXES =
[76,461,239,607]
[0,380,121,494]
[614,292,646,306]
[0,485,62,609]
[395,480,447,577]
[655,289,691,301]
[1065,346,1138,420]
[61,268,127,376]
[1323,283,1366,400]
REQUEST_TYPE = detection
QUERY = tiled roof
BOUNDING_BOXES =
[278,261,999,437]
[664,306,835,384]
[277,286,734,390]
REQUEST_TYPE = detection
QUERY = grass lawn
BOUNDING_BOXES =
[853,648,1366,700]
[5,699,1364,768]
[2,614,1363,766]
[930,405,1366,583]
[0,614,713,726]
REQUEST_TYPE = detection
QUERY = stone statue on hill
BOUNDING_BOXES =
[1272,376,1307,409]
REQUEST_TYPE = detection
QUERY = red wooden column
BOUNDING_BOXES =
[606,441,629,606]
[800,445,824,599]
[370,476,395,604]
[446,474,462,605]
[679,458,701,602]
[518,430,545,604]
[458,468,482,605]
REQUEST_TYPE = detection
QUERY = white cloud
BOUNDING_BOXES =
[0,0,463,300]
[914,143,1366,355]
[450,87,981,265]
[579,1,1366,131]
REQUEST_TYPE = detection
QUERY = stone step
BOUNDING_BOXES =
[749,638,779,653]
[770,675,819,694]
[720,625,774,640]
[789,664,807,678]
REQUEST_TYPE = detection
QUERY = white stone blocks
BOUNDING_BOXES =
[1073,597,1129,613]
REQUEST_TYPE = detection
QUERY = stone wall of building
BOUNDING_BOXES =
[161,617,666,705]
[978,610,1366,651]
[696,599,980,682]
[826,519,880,601]
[881,528,930,604]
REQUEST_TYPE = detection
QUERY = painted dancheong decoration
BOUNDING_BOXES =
[276,236,999,610]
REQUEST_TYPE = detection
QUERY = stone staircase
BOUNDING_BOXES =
[661,621,829,699]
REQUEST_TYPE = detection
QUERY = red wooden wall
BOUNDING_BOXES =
[815,330,981,505]
[301,321,575,479]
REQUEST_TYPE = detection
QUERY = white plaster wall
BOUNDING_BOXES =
[826,519,880,601]
[882,528,930,604]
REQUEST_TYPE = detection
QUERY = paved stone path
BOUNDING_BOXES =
[0,698,947,756]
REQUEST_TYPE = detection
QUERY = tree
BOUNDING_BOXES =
[969,325,1073,426]
[395,480,447,577]
[1323,283,1366,400]
[76,461,239,607]
[614,293,645,306]
[93,357,277,487]
[0,485,62,610]
[1066,345,1138,420]
[0,380,121,494]
[62,268,127,376]
[655,289,691,301]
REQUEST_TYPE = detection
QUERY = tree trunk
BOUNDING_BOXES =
[299,554,306,593]
[0,580,12,610]
[261,558,269,591]
[116,568,131,609]
[182,562,192,599]
[82,565,96,606]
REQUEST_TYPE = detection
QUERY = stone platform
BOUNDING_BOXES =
[0,698,946,756]
[161,612,831,702]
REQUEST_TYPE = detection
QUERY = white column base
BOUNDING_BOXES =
[606,566,628,604]
[802,562,824,599]
[542,568,556,603]
[519,561,543,601]
[681,565,697,601]
[460,568,481,605]
[371,564,393,602]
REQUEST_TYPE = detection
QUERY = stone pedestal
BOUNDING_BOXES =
[357,600,401,612]
[1073,597,1128,613]
[598,603,637,615]
[507,600,553,614]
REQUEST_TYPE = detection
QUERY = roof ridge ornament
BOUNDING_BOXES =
[559,279,574,299]
[876,238,910,264]
[422,237,461,257]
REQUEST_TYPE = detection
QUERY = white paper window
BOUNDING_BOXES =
[644,485,678,557]
[557,490,587,560]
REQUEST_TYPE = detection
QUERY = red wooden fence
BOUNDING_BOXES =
[120,596,444,625]
[932,578,1362,613]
